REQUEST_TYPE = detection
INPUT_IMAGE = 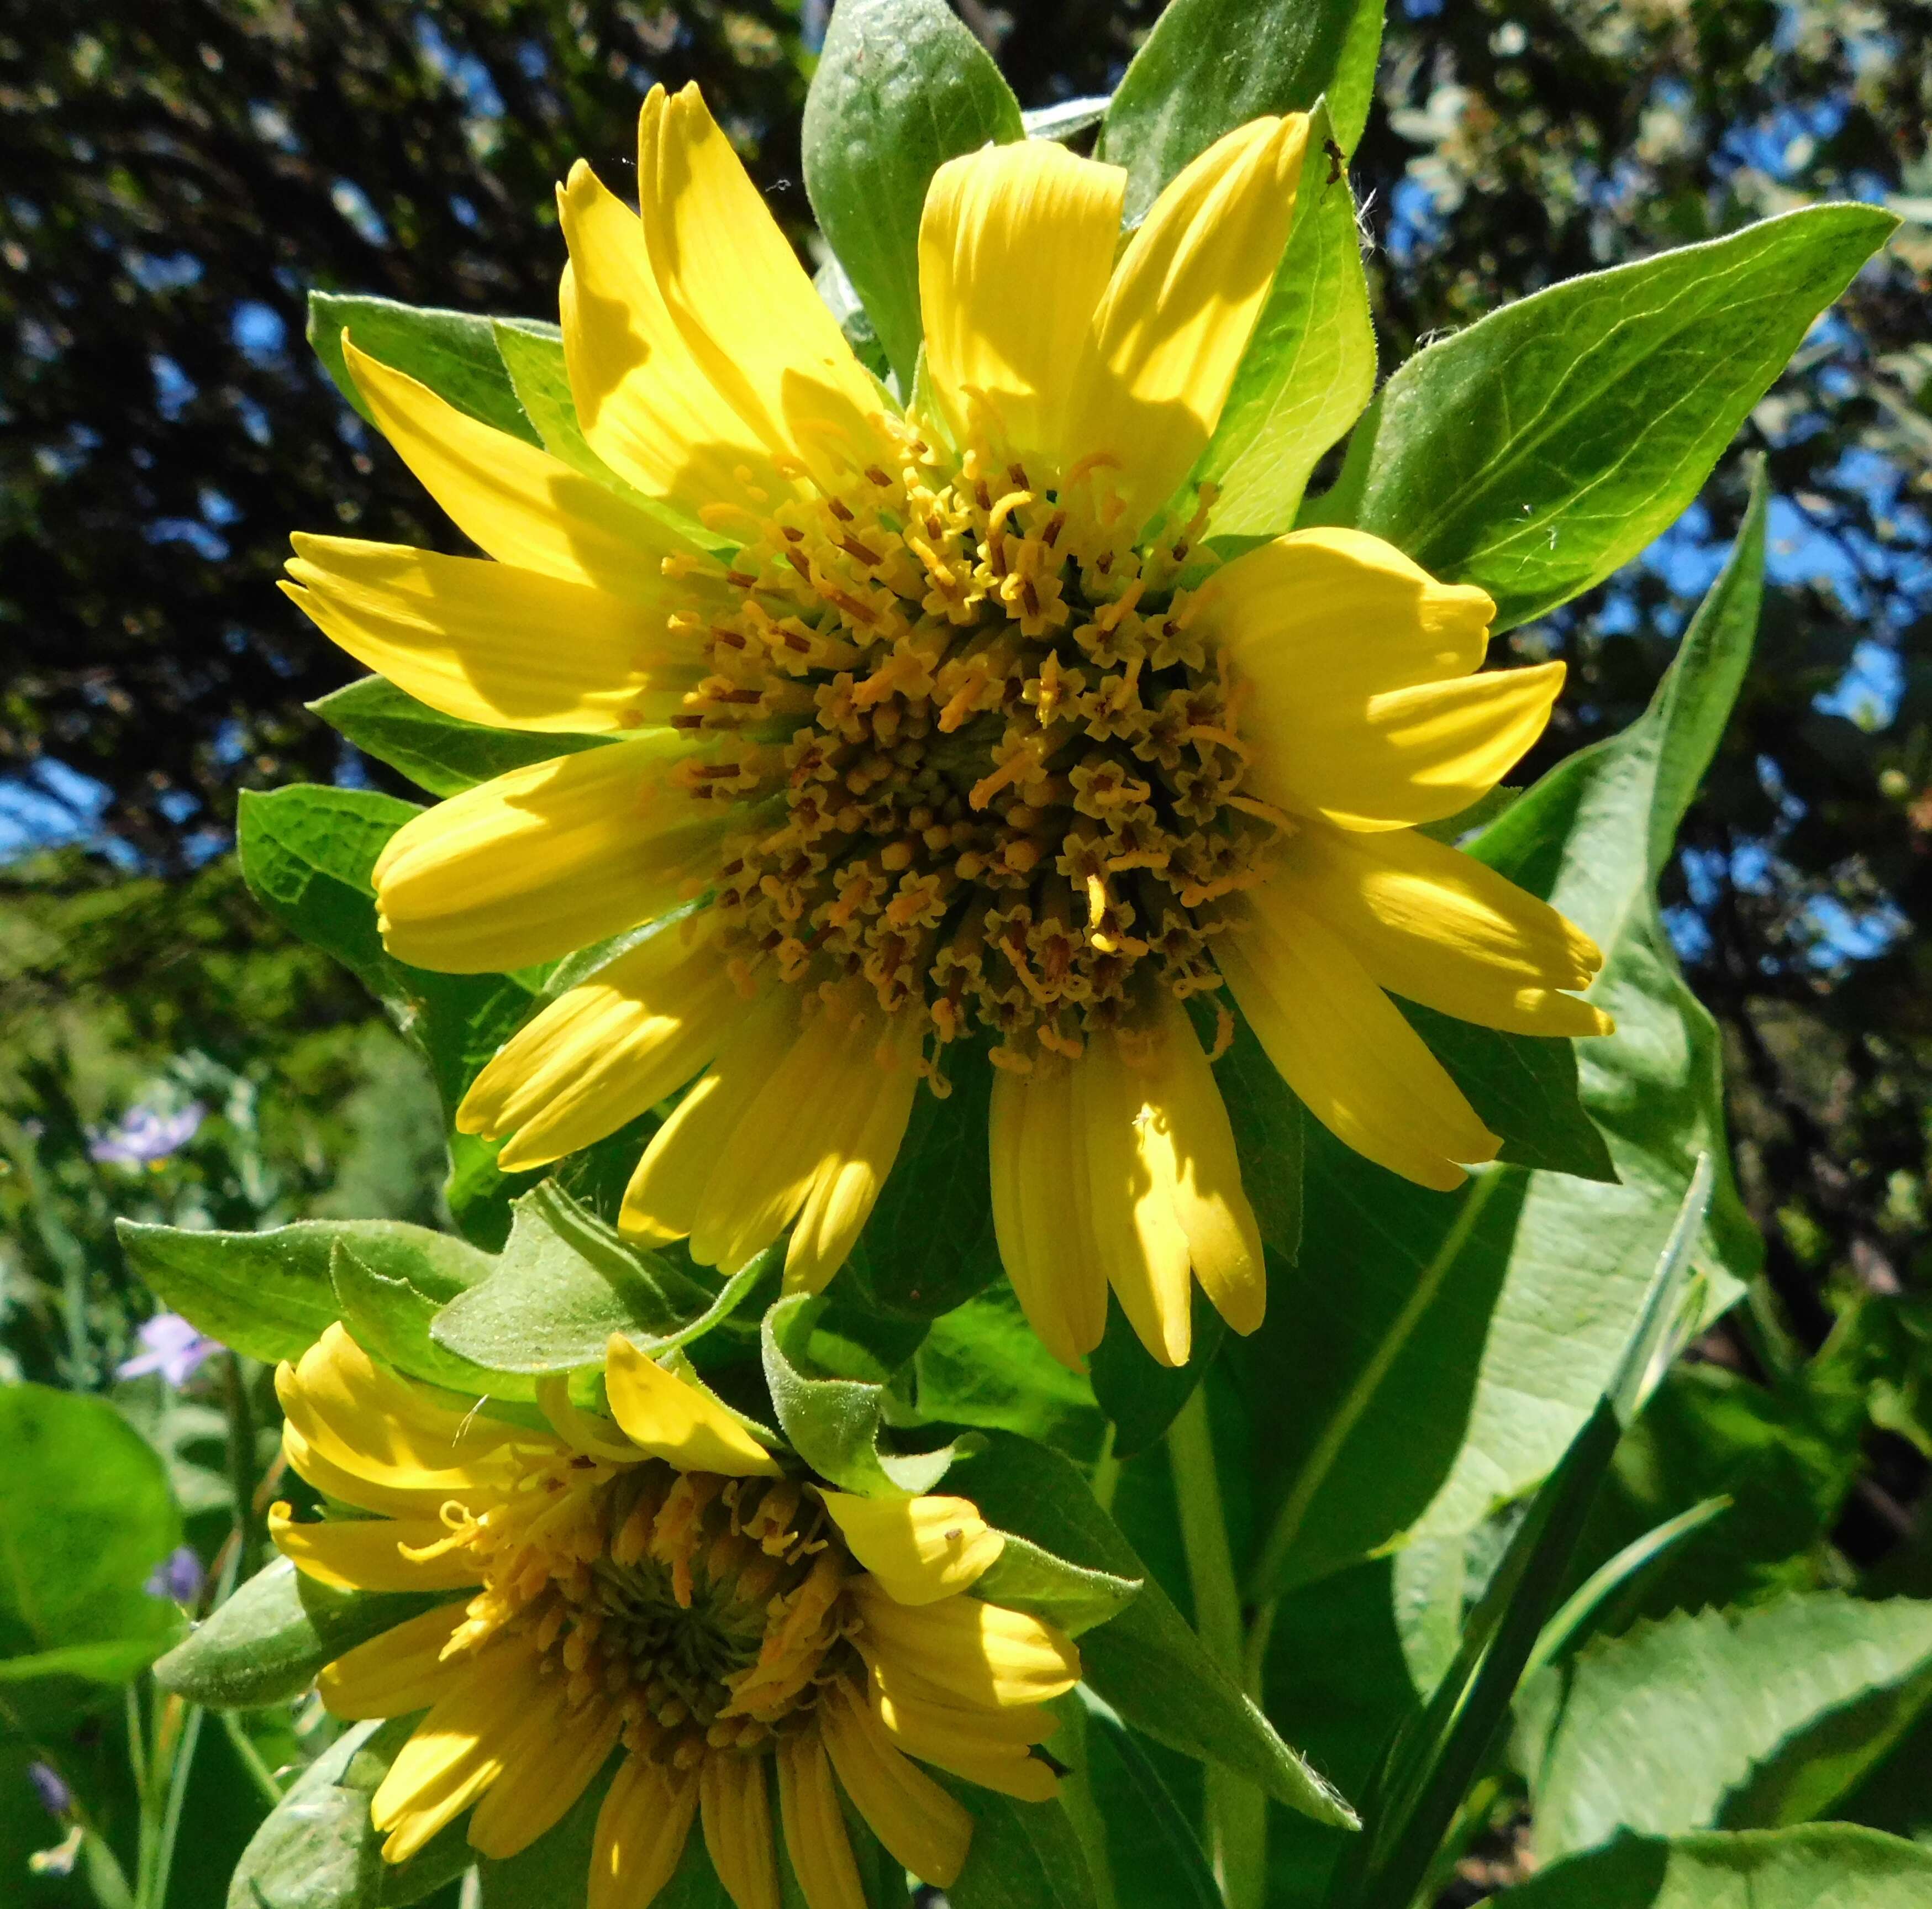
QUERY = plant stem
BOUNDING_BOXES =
[1168,1386,1264,1909]
[223,1350,259,1576]
[219,1708,283,1809]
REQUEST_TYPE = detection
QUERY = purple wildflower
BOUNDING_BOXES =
[27,1761,71,1818]
[117,1312,222,1387]
[87,1101,204,1169]
[145,1545,206,1605]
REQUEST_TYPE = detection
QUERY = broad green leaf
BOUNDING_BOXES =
[118,1215,491,1364]
[838,1041,1003,1322]
[1097,0,1384,224]
[1492,1824,1932,1909]
[1089,1291,1226,1460]
[975,1534,1141,1638]
[1530,1591,1932,1862]
[491,319,728,553]
[1196,101,1375,539]
[761,1293,964,1495]
[1329,1171,1708,1907]
[236,784,539,1118]
[945,1785,1099,1909]
[1072,1689,1224,1909]
[802,0,1023,390]
[1312,204,1898,630]
[154,1556,443,1710]
[308,291,538,445]
[951,1432,1356,1827]
[429,1184,765,1374]
[0,1385,182,1717]
[1246,470,1770,1597]
[331,1240,535,1400]
[912,1285,1107,1464]
[227,1716,471,1909]
[310,675,608,799]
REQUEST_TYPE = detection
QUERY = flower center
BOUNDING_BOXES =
[665,425,1281,1071]
[453,1457,855,1769]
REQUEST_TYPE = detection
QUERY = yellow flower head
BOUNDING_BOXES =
[285,85,1610,1370]
[270,1324,1077,1905]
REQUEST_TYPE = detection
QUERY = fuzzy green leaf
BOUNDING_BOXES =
[1312,204,1898,630]
[802,0,1024,389]
[1098,0,1383,224]
[974,1534,1141,1638]
[155,1556,443,1711]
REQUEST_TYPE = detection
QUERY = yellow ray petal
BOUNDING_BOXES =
[342,338,685,604]
[457,916,740,1170]
[777,1729,867,1909]
[1064,114,1309,535]
[466,1698,621,1860]
[267,1503,482,1594]
[603,1334,780,1477]
[816,1491,1004,1606]
[276,1323,529,1499]
[558,157,796,516]
[283,534,703,734]
[639,85,887,485]
[281,1421,452,1522]
[620,985,797,1244]
[317,1602,470,1719]
[918,141,1125,471]
[371,1643,549,1859]
[589,1753,700,1909]
[855,1585,1080,1710]
[370,735,729,974]
[867,1676,1062,1802]
[1260,818,1612,1037]
[989,1055,1109,1370]
[1217,900,1499,1190]
[780,998,925,1293]
[699,1750,780,1909]
[1208,528,1496,707]
[820,1679,972,1886]
[1075,1034,1193,1367]
[1259,661,1568,832]
[1134,995,1267,1336]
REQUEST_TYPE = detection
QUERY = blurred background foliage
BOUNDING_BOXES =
[1,0,1929,1901]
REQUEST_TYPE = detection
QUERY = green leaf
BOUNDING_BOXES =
[331,1240,533,1400]
[1195,101,1375,539]
[1097,0,1383,225]
[117,1215,492,1363]
[1530,1592,1932,1862]
[802,0,1024,391]
[309,675,609,799]
[429,1183,765,1374]
[1312,204,1898,631]
[1023,97,1113,144]
[975,1534,1141,1638]
[813,256,892,384]
[1491,1825,1932,1909]
[945,1785,1100,1909]
[1073,1687,1224,1909]
[912,1285,1107,1464]
[227,1716,472,1909]
[950,1432,1356,1827]
[1246,471,1771,1597]
[0,1385,182,1714]
[154,1556,444,1710]
[837,1042,1003,1322]
[308,291,539,445]
[761,1293,965,1495]
[1089,1290,1226,1460]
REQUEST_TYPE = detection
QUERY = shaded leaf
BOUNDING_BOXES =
[975,1534,1141,1638]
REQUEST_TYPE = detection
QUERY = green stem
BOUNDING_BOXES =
[148,1699,206,1909]
[1250,1170,1505,1597]
[1168,1387,1264,1909]
[224,1351,259,1576]
[219,1708,283,1810]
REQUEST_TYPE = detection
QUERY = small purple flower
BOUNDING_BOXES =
[145,1545,205,1605]
[88,1101,205,1169]
[27,1761,71,1818]
[117,1313,222,1387]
